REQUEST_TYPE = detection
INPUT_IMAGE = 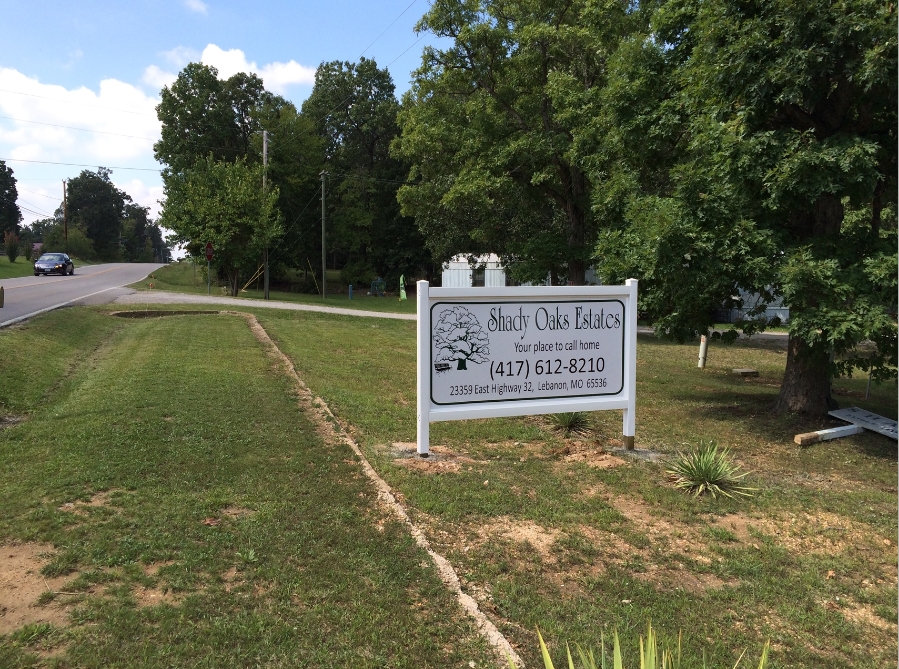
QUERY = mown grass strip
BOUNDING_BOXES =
[0,309,495,668]
[0,308,123,417]
[257,308,897,669]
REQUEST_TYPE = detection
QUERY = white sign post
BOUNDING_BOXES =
[417,280,638,456]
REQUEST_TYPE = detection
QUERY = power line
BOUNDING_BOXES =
[0,192,52,218]
[358,0,420,59]
[16,186,60,200]
[18,198,55,217]
[386,35,426,68]
[268,186,323,264]
[0,115,158,141]
[0,158,162,172]
[0,87,157,117]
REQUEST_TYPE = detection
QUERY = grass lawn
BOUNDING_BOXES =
[0,256,35,280]
[0,256,100,281]
[1,305,895,667]
[132,261,416,315]
[256,308,897,668]
[0,308,494,668]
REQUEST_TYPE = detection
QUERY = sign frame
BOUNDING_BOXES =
[416,280,638,456]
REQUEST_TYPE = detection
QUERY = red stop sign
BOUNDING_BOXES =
[205,242,213,261]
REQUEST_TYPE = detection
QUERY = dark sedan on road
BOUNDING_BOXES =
[34,253,75,276]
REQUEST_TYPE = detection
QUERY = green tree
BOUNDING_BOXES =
[394,0,643,284]
[252,101,325,282]
[603,0,897,415]
[24,218,57,243]
[302,58,431,286]
[160,157,281,295]
[65,168,127,261]
[0,161,22,236]
[121,203,156,262]
[4,231,19,262]
[154,63,284,173]
[41,224,95,260]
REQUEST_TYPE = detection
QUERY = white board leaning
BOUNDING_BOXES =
[416,280,638,456]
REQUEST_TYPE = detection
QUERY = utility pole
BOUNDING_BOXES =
[262,130,270,300]
[62,180,68,253]
[320,170,327,299]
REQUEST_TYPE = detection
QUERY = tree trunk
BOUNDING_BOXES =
[775,335,836,416]
[776,193,843,416]
[565,198,587,286]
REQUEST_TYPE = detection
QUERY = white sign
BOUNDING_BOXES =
[417,281,638,455]
[829,407,898,440]
[430,300,625,404]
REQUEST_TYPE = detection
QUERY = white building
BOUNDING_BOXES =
[441,254,507,288]
[441,254,601,287]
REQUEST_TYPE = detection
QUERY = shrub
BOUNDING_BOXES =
[511,623,770,669]
[341,259,376,289]
[548,411,591,437]
[666,439,756,499]
[24,240,33,261]
[4,231,19,262]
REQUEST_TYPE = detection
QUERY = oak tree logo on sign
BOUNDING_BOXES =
[434,306,490,371]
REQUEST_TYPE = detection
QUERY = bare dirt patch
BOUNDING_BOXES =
[389,442,483,474]
[0,414,26,428]
[635,567,732,593]
[140,561,174,577]
[554,440,626,469]
[710,510,889,555]
[842,603,896,633]
[58,489,120,516]
[0,543,73,634]
[474,518,560,563]
[133,585,180,608]
[221,505,255,519]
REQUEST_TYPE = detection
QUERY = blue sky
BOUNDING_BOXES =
[0,0,447,227]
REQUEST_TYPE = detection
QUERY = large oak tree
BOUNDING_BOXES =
[601,0,897,415]
[394,0,645,284]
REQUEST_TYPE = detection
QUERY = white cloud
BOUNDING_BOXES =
[184,0,208,15]
[162,46,201,68]
[201,44,315,94]
[142,65,177,91]
[0,68,164,226]
[0,44,317,229]
[116,178,165,219]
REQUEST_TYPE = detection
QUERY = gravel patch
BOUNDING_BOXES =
[113,291,415,320]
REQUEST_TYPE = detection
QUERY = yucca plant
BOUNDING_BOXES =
[548,411,591,437]
[508,622,770,669]
[666,439,756,499]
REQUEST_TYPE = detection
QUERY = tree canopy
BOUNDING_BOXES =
[395,0,896,414]
[596,0,897,414]
[160,156,280,295]
[302,58,431,287]
[394,0,647,285]
[154,63,285,173]
[0,160,22,236]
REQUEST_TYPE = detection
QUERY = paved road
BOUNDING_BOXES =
[0,263,163,328]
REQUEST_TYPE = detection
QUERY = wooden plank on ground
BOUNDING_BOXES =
[795,424,864,446]
[732,368,759,377]
[828,407,898,441]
